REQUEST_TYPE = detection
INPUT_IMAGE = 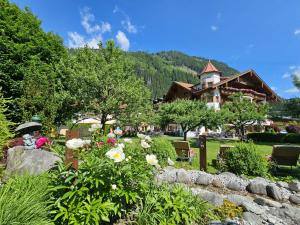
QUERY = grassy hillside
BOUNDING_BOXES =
[126,51,239,98]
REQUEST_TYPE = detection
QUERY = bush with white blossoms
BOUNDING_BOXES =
[66,138,86,150]
[105,147,125,163]
[146,154,159,166]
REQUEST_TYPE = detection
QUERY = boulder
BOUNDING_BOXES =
[243,212,263,225]
[195,172,213,186]
[6,146,61,176]
[246,179,268,195]
[266,184,283,201]
[227,194,264,215]
[289,194,300,205]
[289,181,300,192]
[253,196,282,208]
[212,178,225,188]
[226,180,246,191]
[177,169,193,184]
[156,167,177,184]
[276,181,289,188]
[191,188,224,206]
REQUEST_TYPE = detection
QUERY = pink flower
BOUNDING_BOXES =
[107,138,116,146]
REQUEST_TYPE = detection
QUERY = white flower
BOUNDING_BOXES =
[123,138,132,143]
[125,158,129,162]
[168,158,175,166]
[128,156,132,160]
[107,132,116,138]
[106,148,125,163]
[144,135,152,142]
[112,184,117,190]
[66,138,85,150]
[137,133,145,139]
[117,143,125,150]
[146,154,158,166]
[141,140,151,148]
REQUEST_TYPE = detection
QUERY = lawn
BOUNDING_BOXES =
[164,135,300,180]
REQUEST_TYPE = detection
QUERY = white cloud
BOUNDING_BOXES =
[294,29,300,35]
[282,72,290,79]
[122,18,137,33]
[68,32,85,48]
[271,86,277,91]
[80,7,111,34]
[113,5,119,14]
[289,65,296,70]
[116,31,130,51]
[285,87,300,93]
[86,35,103,49]
[211,25,218,31]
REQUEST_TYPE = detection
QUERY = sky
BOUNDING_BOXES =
[11,0,300,99]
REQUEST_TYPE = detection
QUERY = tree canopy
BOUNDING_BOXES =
[222,93,269,138]
[159,99,224,140]
[0,0,66,125]
[58,41,153,126]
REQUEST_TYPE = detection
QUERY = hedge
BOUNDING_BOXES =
[247,133,300,144]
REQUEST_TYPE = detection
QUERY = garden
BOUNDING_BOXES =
[0,1,300,224]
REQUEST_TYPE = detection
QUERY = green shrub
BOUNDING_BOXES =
[149,137,177,166]
[135,184,214,225]
[247,132,300,144]
[0,175,52,225]
[220,141,269,177]
[48,142,155,224]
[0,90,13,160]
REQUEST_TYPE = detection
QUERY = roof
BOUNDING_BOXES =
[199,60,220,75]
[174,81,194,90]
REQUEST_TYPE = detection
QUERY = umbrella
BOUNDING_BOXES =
[15,122,42,134]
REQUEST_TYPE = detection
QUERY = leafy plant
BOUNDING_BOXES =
[220,141,269,177]
[0,175,52,225]
[135,184,214,225]
[48,141,155,224]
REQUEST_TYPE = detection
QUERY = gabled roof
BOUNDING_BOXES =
[199,60,220,76]
[174,81,194,90]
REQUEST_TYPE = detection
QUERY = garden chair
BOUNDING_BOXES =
[271,145,300,168]
[173,141,194,163]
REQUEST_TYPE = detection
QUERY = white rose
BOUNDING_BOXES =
[112,184,117,190]
[137,133,145,139]
[106,148,125,163]
[146,154,158,166]
[66,138,85,150]
[168,158,175,166]
[141,140,151,149]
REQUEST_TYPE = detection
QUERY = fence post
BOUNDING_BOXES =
[198,135,207,171]
[65,130,80,170]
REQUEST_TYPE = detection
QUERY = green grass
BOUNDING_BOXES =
[164,135,300,180]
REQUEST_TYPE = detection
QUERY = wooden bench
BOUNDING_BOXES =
[271,145,300,167]
[173,141,193,163]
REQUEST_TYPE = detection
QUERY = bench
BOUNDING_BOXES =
[271,145,300,167]
[173,141,194,163]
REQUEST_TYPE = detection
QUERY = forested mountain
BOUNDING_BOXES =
[126,51,239,98]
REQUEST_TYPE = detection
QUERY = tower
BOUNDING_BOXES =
[198,60,221,89]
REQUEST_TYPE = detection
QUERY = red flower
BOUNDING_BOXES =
[107,138,116,146]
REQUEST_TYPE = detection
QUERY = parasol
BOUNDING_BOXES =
[15,122,42,134]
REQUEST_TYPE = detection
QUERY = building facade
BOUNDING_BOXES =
[163,61,279,136]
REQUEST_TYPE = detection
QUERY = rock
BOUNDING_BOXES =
[176,169,193,184]
[268,204,300,225]
[289,194,300,205]
[195,172,213,186]
[243,212,263,225]
[253,196,282,208]
[227,194,264,215]
[6,146,61,176]
[246,180,268,195]
[156,167,177,184]
[276,181,288,188]
[266,184,283,201]
[289,181,300,192]
[212,178,224,188]
[191,188,224,206]
[226,180,245,191]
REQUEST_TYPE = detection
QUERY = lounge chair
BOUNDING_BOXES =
[173,141,194,163]
[271,145,300,167]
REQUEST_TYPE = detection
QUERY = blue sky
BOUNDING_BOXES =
[12,0,300,99]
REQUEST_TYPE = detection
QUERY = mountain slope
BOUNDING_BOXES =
[126,51,239,98]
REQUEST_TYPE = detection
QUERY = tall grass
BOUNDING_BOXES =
[0,174,52,225]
